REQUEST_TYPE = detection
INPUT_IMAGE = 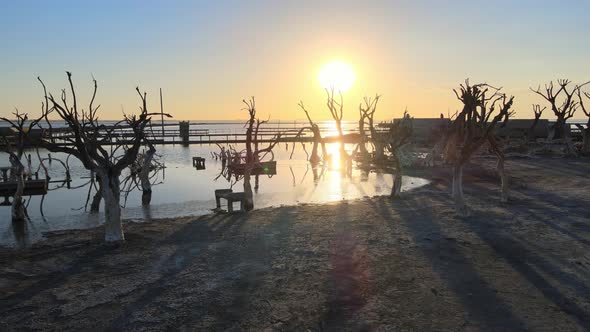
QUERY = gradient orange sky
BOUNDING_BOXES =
[1,1,589,121]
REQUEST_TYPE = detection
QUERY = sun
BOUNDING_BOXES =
[318,61,355,92]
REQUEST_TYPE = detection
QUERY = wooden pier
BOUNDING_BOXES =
[228,161,277,176]
[0,120,586,148]
[2,121,361,147]
[0,167,48,205]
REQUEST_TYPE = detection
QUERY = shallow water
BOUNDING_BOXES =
[0,141,429,247]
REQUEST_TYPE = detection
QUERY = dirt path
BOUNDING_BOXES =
[1,156,589,331]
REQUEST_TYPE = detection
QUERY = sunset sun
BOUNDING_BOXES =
[318,61,355,92]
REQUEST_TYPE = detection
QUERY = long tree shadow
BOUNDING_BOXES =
[466,207,590,329]
[111,205,302,330]
[0,229,140,312]
[522,156,590,178]
[176,206,301,330]
[443,162,590,329]
[109,212,245,329]
[461,183,590,328]
[368,190,527,330]
[317,201,373,330]
[470,180,590,246]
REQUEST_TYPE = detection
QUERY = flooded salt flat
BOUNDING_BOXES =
[0,142,429,247]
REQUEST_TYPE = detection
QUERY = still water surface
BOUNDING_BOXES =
[0,139,429,247]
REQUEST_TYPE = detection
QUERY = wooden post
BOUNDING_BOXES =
[179,121,190,146]
[160,88,165,139]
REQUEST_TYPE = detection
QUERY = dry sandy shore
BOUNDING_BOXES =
[0,156,589,331]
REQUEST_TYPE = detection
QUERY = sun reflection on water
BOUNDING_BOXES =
[326,144,341,170]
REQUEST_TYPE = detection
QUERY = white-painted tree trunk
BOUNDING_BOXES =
[452,163,468,215]
[99,173,124,242]
[358,120,370,162]
[310,139,320,165]
[243,171,254,211]
[391,169,402,198]
[390,151,403,198]
[489,136,509,203]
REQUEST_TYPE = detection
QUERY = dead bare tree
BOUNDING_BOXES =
[242,97,281,211]
[17,72,170,242]
[576,88,590,154]
[358,95,380,162]
[384,111,413,197]
[0,110,44,222]
[362,98,391,164]
[1,152,26,222]
[297,101,328,165]
[325,88,347,159]
[444,80,514,215]
[530,79,589,140]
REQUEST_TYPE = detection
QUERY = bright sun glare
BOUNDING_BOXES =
[318,61,355,92]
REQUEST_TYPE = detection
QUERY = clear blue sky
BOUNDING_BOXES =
[1,0,589,120]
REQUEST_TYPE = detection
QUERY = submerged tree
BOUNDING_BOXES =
[360,96,392,164]
[89,140,162,210]
[444,80,514,215]
[325,88,347,159]
[138,142,157,205]
[530,79,588,140]
[242,97,281,211]
[19,72,169,241]
[297,101,328,165]
[384,112,413,197]
[358,95,380,162]
[0,110,40,222]
[357,95,413,197]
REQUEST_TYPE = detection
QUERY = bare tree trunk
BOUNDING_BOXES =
[244,119,255,211]
[451,162,467,214]
[390,150,403,198]
[310,139,320,165]
[99,173,124,242]
[243,171,254,211]
[320,140,328,161]
[373,140,386,163]
[140,148,155,206]
[9,155,26,222]
[89,174,102,213]
[358,118,370,161]
[309,126,323,165]
[552,115,566,140]
[310,125,327,164]
[90,190,102,213]
[336,119,347,158]
[489,137,508,202]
